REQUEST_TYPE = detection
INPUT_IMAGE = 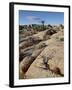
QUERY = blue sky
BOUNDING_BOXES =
[19,10,64,25]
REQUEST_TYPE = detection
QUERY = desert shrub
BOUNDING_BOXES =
[56,36,64,41]
[48,24,52,28]
[33,26,39,31]
[19,25,24,30]
[60,37,64,41]
[60,24,64,29]
[33,25,47,31]
[52,67,64,76]
[19,30,24,34]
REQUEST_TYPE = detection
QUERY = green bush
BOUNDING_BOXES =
[60,37,64,41]
[58,36,64,41]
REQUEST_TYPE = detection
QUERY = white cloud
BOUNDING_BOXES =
[27,16,40,20]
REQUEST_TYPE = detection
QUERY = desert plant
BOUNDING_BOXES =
[60,24,64,29]
[51,67,64,77]
[19,25,24,30]
[41,20,45,30]
[59,36,64,41]
[48,24,52,28]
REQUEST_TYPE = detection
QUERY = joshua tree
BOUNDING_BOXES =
[41,20,45,30]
